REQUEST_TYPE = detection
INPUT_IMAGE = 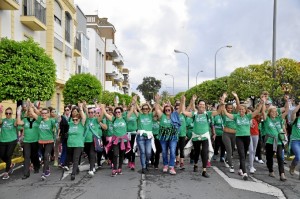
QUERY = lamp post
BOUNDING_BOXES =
[165,73,174,96]
[214,45,232,79]
[174,49,189,89]
[196,70,204,86]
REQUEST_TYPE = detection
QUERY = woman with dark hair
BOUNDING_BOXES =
[101,104,129,177]
[150,111,161,169]
[16,106,40,179]
[31,105,56,180]
[154,94,179,175]
[0,107,18,180]
[182,95,217,178]
[289,102,300,179]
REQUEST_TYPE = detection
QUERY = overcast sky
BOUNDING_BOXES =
[74,0,300,95]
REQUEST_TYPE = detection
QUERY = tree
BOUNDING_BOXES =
[0,38,56,102]
[136,77,161,101]
[63,73,102,105]
[101,91,115,106]
[161,90,169,102]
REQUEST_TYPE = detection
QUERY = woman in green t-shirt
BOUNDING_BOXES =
[101,104,128,177]
[0,107,18,180]
[289,103,300,178]
[175,103,187,170]
[222,94,264,181]
[16,106,40,179]
[65,103,86,181]
[150,112,161,169]
[31,105,56,180]
[154,94,179,175]
[262,97,289,181]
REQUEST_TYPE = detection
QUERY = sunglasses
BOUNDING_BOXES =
[5,112,12,115]
[72,118,79,122]
[115,111,121,114]
[65,109,70,111]
[88,112,94,114]
[41,112,48,115]
[142,108,149,110]
[51,111,56,113]
[165,109,171,112]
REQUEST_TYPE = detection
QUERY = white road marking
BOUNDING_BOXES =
[212,166,286,199]
[139,173,146,199]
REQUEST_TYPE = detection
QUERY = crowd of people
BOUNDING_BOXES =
[0,91,300,182]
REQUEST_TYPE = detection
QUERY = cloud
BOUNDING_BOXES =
[75,0,300,95]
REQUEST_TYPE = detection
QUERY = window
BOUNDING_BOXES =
[65,12,71,43]
[54,1,62,25]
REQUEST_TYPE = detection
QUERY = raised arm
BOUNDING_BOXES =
[29,103,39,120]
[101,104,113,121]
[181,95,193,118]
[16,106,24,126]
[154,94,163,119]
[78,103,86,125]
[281,95,290,119]
[232,91,240,111]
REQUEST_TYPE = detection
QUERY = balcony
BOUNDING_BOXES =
[114,72,124,82]
[122,81,129,89]
[20,0,46,31]
[0,0,19,10]
[114,57,124,66]
[74,35,81,57]
[105,60,117,76]
[106,39,118,57]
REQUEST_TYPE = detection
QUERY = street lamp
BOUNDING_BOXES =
[174,49,189,89]
[196,70,204,86]
[214,45,232,79]
[165,73,174,96]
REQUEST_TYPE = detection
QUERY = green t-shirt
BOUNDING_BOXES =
[159,114,172,128]
[22,118,39,143]
[138,113,153,131]
[222,115,237,130]
[192,111,212,141]
[68,122,85,147]
[84,117,101,143]
[0,118,17,142]
[37,117,56,141]
[264,117,283,145]
[213,115,224,136]
[233,114,252,136]
[152,120,160,136]
[125,112,138,132]
[112,117,127,137]
[291,118,300,141]
[105,117,114,137]
[179,114,187,137]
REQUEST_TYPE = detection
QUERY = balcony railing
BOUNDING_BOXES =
[23,0,46,24]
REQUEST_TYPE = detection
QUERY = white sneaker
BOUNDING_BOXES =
[123,159,128,164]
[238,169,243,176]
[93,168,96,173]
[258,160,264,164]
[254,157,259,162]
[250,167,255,174]
[224,160,230,168]
[242,173,248,180]
[229,166,234,173]
[88,170,94,176]
[63,166,70,171]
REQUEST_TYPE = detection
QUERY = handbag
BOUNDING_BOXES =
[87,125,103,152]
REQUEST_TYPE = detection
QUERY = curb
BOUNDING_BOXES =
[0,157,24,171]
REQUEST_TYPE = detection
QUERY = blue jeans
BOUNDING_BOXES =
[160,140,177,167]
[137,135,152,169]
[291,140,300,166]
[60,142,67,165]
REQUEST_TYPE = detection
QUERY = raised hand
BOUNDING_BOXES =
[154,94,161,102]
[222,92,228,99]
[16,105,22,116]
[232,91,238,98]
[192,94,197,101]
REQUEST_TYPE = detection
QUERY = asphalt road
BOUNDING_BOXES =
[0,152,299,199]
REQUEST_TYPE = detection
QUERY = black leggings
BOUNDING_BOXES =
[0,140,17,172]
[23,142,40,176]
[39,143,54,173]
[192,140,209,168]
[67,147,83,175]
[214,136,226,159]
[236,136,250,173]
[151,137,162,167]
[265,143,284,174]
[84,142,96,171]
[255,135,263,160]
[112,143,125,170]
[176,136,186,158]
